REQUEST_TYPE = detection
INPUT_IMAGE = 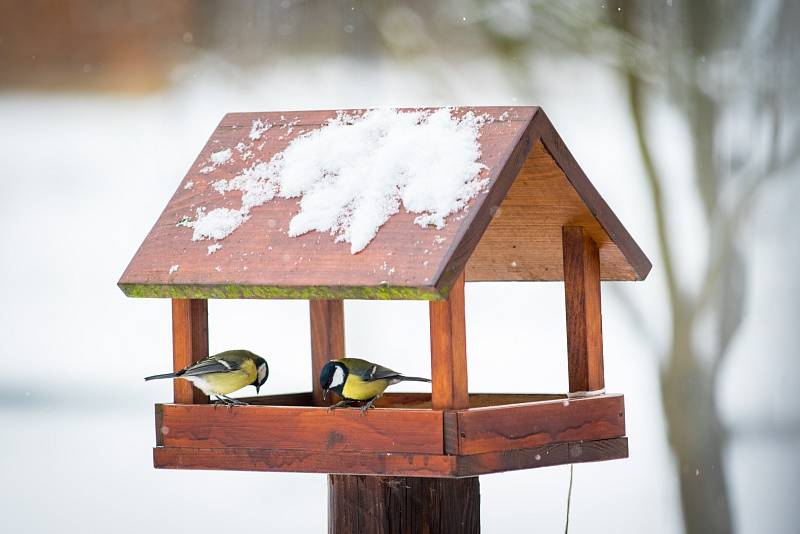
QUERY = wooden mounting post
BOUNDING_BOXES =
[329,475,480,534]
[429,272,469,410]
[309,299,346,406]
[562,226,605,395]
[171,298,209,404]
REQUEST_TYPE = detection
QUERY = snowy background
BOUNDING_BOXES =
[1,2,798,533]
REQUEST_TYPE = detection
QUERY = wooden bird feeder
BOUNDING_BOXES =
[119,106,650,531]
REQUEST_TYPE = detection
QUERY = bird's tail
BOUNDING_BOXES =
[144,372,178,381]
[398,376,432,383]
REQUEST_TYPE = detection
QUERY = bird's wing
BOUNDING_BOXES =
[180,356,241,377]
[344,358,402,382]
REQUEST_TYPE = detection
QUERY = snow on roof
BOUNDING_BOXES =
[187,108,491,254]
[119,106,652,300]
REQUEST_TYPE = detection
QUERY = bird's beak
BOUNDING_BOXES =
[255,384,261,394]
[322,389,328,401]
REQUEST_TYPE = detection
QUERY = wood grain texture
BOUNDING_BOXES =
[429,272,469,410]
[533,110,652,280]
[310,300,345,406]
[465,139,629,281]
[451,394,625,455]
[154,447,457,477]
[328,475,480,534]
[562,227,605,394]
[239,391,564,409]
[451,107,652,285]
[158,404,444,454]
[238,391,314,406]
[171,299,209,404]
[152,437,628,477]
[453,437,628,477]
[118,106,651,300]
[155,404,165,447]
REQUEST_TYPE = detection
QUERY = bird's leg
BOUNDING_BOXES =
[221,395,248,406]
[213,395,230,407]
[328,399,355,411]
[360,395,381,415]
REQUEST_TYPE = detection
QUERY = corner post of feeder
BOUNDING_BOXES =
[171,298,209,404]
[309,299,346,406]
[562,226,605,395]
[429,271,469,410]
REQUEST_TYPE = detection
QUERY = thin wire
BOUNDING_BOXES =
[564,464,574,534]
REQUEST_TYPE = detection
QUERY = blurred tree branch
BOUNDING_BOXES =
[615,1,799,532]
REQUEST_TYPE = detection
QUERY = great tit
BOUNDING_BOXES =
[145,349,268,405]
[319,357,431,412]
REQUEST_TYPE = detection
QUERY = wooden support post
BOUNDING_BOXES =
[171,298,209,404]
[329,475,480,534]
[429,272,469,410]
[309,300,346,407]
[562,226,605,395]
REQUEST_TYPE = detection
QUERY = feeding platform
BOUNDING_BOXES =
[120,106,650,479]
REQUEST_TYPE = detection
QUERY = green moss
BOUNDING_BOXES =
[118,282,446,301]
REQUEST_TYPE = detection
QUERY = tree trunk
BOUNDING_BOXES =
[662,355,732,534]
[328,475,480,534]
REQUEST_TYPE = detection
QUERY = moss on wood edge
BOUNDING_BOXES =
[118,283,446,300]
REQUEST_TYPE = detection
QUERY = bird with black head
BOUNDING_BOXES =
[319,357,431,413]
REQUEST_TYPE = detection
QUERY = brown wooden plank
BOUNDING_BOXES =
[533,110,652,280]
[118,106,651,301]
[562,226,605,394]
[443,411,460,455]
[455,394,625,455]
[240,392,314,406]
[118,108,533,299]
[158,404,444,454]
[171,298,208,404]
[310,300,345,406]
[456,108,652,285]
[429,272,469,410]
[466,139,637,281]
[154,447,457,478]
[237,392,567,409]
[454,437,628,477]
[154,404,165,447]
[152,437,627,477]
[375,392,564,409]
[329,475,480,534]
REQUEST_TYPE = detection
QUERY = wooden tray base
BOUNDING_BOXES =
[153,392,627,477]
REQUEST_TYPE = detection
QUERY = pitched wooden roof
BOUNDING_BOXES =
[119,107,650,300]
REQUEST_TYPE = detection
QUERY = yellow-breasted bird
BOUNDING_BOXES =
[144,349,268,405]
[319,357,431,412]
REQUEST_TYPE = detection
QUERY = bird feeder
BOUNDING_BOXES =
[119,106,650,530]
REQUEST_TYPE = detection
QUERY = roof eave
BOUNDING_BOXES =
[117,282,447,300]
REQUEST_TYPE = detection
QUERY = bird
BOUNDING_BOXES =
[144,349,268,405]
[319,357,431,413]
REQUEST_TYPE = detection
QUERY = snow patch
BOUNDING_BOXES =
[186,108,490,253]
[249,119,271,140]
[210,149,232,165]
[168,264,179,274]
[188,207,249,241]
